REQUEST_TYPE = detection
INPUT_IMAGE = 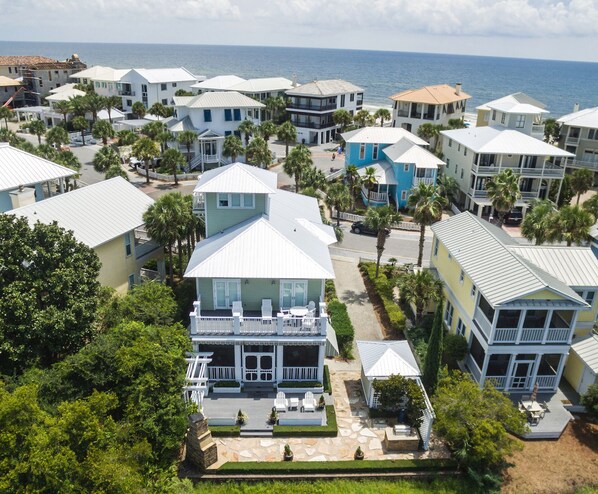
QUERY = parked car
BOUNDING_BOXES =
[504,209,523,225]
[351,221,391,236]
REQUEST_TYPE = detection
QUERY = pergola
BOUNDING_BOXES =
[184,352,213,408]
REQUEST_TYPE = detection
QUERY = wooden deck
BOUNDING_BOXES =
[509,391,573,439]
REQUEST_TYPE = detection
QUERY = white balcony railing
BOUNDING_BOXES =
[474,307,493,338]
[201,153,219,162]
[466,354,482,382]
[536,375,558,389]
[493,328,517,343]
[565,158,598,171]
[472,162,564,177]
[546,328,571,343]
[565,136,580,145]
[282,367,319,381]
[192,193,205,213]
[520,328,544,342]
[207,366,236,380]
[362,186,388,204]
[413,176,435,187]
[485,376,507,389]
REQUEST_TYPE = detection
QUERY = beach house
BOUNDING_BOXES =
[286,79,364,145]
[342,127,444,208]
[10,177,164,293]
[185,162,336,386]
[557,105,598,174]
[389,84,471,134]
[70,65,131,97]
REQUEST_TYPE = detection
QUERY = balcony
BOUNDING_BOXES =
[118,88,135,96]
[565,157,598,171]
[468,188,539,200]
[471,162,564,178]
[413,176,435,187]
[192,193,205,215]
[287,102,337,112]
[531,124,545,137]
[565,135,580,146]
[290,120,335,129]
[474,307,493,338]
[134,227,160,259]
[361,185,388,204]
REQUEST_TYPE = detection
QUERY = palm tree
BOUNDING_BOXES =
[265,96,286,122]
[103,95,121,124]
[436,173,459,207]
[276,120,297,158]
[417,123,441,145]
[555,205,595,246]
[364,205,403,278]
[84,92,106,124]
[55,150,82,189]
[246,136,272,168]
[93,146,121,173]
[238,119,255,147]
[283,144,312,192]
[485,168,521,225]
[374,108,391,127]
[582,193,598,219]
[177,130,197,164]
[69,95,89,117]
[105,164,128,180]
[161,148,185,186]
[28,119,46,145]
[345,165,362,211]
[132,137,160,184]
[52,100,71,126]
[333,109,353,133]
[71,116,88,146]
[131,101,146,119]
[447,118,466,129]
[0,106,12,129]
[148,102,169,120]
[45,126,69,149]
[92,120,115,145]
[353,109,373,128]
[0,128,20,145]
[156,130,174,154]
[116,130,138,146]
[397,269,444,323]
[300,166,327,193]
[362,166,378,204]
[222,135,244,163]
[521,199,559,245]
[259,120,277,142]
[570,168,594,205]
[325,182,351,226]
[408,182,447,267]
[142,121,167,140]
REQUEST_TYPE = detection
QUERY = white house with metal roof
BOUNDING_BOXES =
[286,79,364,145]
[10,177,164,293]
[431,211,598,396]
[185,162,337,386]
[440,126,574,216]
[557,106,598,173]
[564,332,598,395]
[70,65,131,97]
[191,75,247,93]
[0,142,76,212]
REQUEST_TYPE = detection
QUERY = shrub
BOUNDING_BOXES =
[323,365,332,394]
[581,382,598,420]
[325,279,337,302]
[209,425,241,437]
[277,381,322,388]
[442,333,468,368]
[213,381,241,388]
[327,300,354,358]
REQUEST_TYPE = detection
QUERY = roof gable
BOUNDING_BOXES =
[357,341,420,377]
[390,84,471,105]
[194,162,277,194]
[342,127,427,146]
[382,138,445,168]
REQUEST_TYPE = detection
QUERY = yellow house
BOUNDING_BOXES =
[10,177,164,293]
[430,212,598,394]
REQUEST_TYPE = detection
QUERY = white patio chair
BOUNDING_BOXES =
[232,301,243,323]
[307,301,316,312]
[302,391,317,412]
[261,299,273,322]
[274,391,288,412]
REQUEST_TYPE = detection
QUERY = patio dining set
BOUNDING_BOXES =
[518,394,550,426]
[234,299,318,324]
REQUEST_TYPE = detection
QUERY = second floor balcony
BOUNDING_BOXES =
[471,161,564,178]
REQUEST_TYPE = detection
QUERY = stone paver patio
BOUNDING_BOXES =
[209,371,449,467]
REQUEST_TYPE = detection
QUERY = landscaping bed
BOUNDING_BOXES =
[209,425,241,437]
[213,381,242,393]
[272,405,337,437]
[325,280,355,358]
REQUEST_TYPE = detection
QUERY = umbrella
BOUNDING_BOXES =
[530,381,539,402]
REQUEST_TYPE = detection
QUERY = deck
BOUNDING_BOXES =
[509,390,573,439]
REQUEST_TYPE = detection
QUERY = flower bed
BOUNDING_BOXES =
[272,405,337,437]
[277,381,323,393]
[213,380,242,394]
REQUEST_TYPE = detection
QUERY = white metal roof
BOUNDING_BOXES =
[431,212,586,307]
[571,333,598,374]
[46,87,86,101]
[440,127,574,156]
[49,83,78,94]
[10,177,154,248]
[357,161,398,185]
[230,77,293,93]
[177,91,265,109]
[357,341,420,378]
[194,162,277,194]
[97,108,125,121]
[557,107,598,129]
[167,115,196,132]
[342,127,427,146]
[191,75,246,90]
[287,79,363,96]
[69,65,129,82]
[0,143,76,192]
[383,138,445,168]
[476,92,548,114]
[128,67,197,84]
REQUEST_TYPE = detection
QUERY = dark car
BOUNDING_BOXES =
[504,209,523,225]
[351,221,391,236]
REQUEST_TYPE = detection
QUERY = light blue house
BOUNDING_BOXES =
[342,127,444,209]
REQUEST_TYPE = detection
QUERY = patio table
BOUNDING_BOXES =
[521,400,543,413]
[290,306,309,317]
[289,397,299,410]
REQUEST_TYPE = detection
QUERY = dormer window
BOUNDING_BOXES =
[217,193,255,209]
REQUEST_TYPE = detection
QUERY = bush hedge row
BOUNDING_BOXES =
[272,405,337,437]
[323,364,332,394]
[278,381,322,388]
[209,425,241,437]
[327,300,355,358]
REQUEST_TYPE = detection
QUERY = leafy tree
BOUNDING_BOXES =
[131,101,146,119]
[222,134,244,163]
[0,128,20,145]
[132,137,160,184]
[148,102,170,120]
[265,95,286,122]
[397,269,444,322]
[437,173,459,206]
[238,119,255,147]
[485,168,521,225]
[417,123,440,144]
[408,182,447,267]
[354,109,373,128]
[92,119,115,145]
[580,382,598,420]
[156,130,174,153]
[433,371,527,476]
[103,95,122,124]
[73,81,94,93]
[93,145,121,173]
[374,108,391,127]
[550,174,574,207]
[27,119,46,144]
[333,109,353,132]
[442,333,468,368]
[116,129,138,146]
[283,144,312,192]
[300,166,327,192]
[345,164,362,211]
[259,120,277,142]
[447,118,466,129]
[276,120,297,158]
[142,120,167,140]
[71,116,88,145]
[521,199,558,245]
[362,166,378,204]
[554,205,594,246]
[175,89,194,96]
[365,205,402,278]
[423,301,444,393]
[543,118,561,143]
[105,164,128,180]
[0,215,101,373]
[246,136,272,168]
[372,374,426,428]
[582,192,598,219]
[55,150,82,188]
[161,147,186,185]
[45,126,69,148]
[177,130,197,164]
[570,168,594,205]
[84,92,106,124]
[69,94,89,117]
[117,281,179,326]
[325,182,351,226]
[0,105,12,129]
[52,100,71,126]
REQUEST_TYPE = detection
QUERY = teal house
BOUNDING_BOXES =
[342,127,444,209]
[184,163,337,388]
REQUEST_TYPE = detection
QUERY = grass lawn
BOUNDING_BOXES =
[192,478,477,494]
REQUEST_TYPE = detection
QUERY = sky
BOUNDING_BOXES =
[1,0,598,62]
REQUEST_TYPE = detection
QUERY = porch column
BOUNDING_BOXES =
[498,154,503,172]
[157,259,166,281]
[506,354,517,390]
[317,344,325,383]
[234,345,242,382]
[515,309,527,344]
[479,352,490,386]
[529,354,542,392]
[233,314,240,335]
[59,178,65,194]
[477,204,483,218]
[542,309,554,344]
[489,308,499,344]
[554,353,568,392]
[276,345,284,383]
[568,311,580,345]
[522,204,529,219]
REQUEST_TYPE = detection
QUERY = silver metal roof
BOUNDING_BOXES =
[179,91,265,109]
[194,162,277,194]
[571,333,598,374]
[357,341,420,378]
[342,127,427,146]
[286,79,363,96]
[382,138,445,168]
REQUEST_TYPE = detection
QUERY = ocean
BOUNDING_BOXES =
[1,40,597,118]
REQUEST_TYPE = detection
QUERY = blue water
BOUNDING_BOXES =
[1,41,597,118]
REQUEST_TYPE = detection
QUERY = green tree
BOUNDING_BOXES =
[71,116,88,145]
[52,100,71,126]
[442,333,468,368]
[148,102,170,120]
[222,134,244,163]
[131,101,146,119]
[362,166,378,204]
[105,164,128,180]
[570,168,594,205]
[142,120,167,140]
[283,144,312,192]
[161,147,186,185]
[447,118,466,129]
[417,123,440,144]
[550,174,574,207]
[276,120,297,158]
[0,128,20,145]
[246,136,272,168]
[55,150,82,188]
[555,205,594,246]
[177,130,197,164]
[265,95,287,122]
[156,130,174,154]
[84,92,106,124]
[116,129,138,146]
[437,173,459,206]
[521,199,559,245]
[397,269,444,322]
[0,215,101,373]
[543,118,561,143]
[580,382,598,420]
[333,109,353,132]
[238,119,255,147]
[92,119,115,145]
[300,166,327,192]
[325,182,351,226]
[582,193,598,219]
[422,301,444,393]
[374,108,391,127]
[103,95,122,124]
[27,119,46,144]
[132,137,160,184]
[118,281,179,326]
[485,168,521,225]
[93,145,121,173]
[372,374,426,428]
[364,205,403,278]
[0,105,12,129]
[45,126,69,148]
[259,120,277,142]
[175,89,194,96]
[69,94,89,117]
[408,182,447,267]
[354,109,373,128]
[345,164,362,211]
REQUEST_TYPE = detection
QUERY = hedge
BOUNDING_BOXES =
[213,380,241,388]
[323,364,332,394]
[215,458,457,474]
[272,405,337,437]
[325,279,337,302]
[327,300,355,358]
[278,381,322,388]
[209,425,241,437]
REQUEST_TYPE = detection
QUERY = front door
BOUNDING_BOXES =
[510,361,533,389]
[213,279,241,309]
[280,280,308,309]
[243,345,275,382]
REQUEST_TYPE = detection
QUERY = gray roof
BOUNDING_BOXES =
[11,177,153,248]
[431,212,586,307]
[177,91,265,109]
[168,116,195,132]
[194,162,277,194]
[357,341,420,378]
[287,79,363,96]
[571,333,598,374]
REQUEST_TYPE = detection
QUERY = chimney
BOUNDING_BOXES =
[10,186,36,209]
[455,83,462,95]
[573,103,580,113]
[291,73,297,88]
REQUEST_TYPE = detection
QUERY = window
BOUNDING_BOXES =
[445,301,454,327]
[217,193,255,209]
[340,94,345,106]
[446,158,450,169]
[448,139,452,147]
[464,147,467,156]
[471,284,477,298]
[234,130,241,138]
[433,238,439,257]
[124,232,132,256]
[401,190,407,201]
[460,169,464,179]
[204,109,212,122]
[404,164,409,172]
[218,193,229,207]
[459,269,464,284]
[233,109,241,121]
[172,82,177,87]
[501,113,506,124]
[95,81,100,88]
[586,291,596,305]
[372,144,379,160]
[515,115,526,128]
[456,318,466,336]
[8,67,11,74]
[160,83,167,91]
[350,93,355,102]
[141,84,147,93]
[126,99,132,106]
[224,109,232,121]
[128,274,135,289]
[224,130,232,136]
[589,129,598,140]
[161,99,168,105]
[359,143,365,160]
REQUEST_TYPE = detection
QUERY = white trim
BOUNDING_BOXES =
[212,278,241,309]
[216,192,255,209]
[279,279,309,309]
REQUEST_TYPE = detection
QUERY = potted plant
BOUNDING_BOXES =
[236,409,248,425]
[283,443,293,462]
[354,446,364,460]
[268,407,278,425]
[318,395,325,410]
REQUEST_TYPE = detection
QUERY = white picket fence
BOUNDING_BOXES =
[332,209,420,231]
[136,169,201,182]
[326,168,345,181]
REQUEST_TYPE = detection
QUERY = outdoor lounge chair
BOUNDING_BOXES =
[261,299,273,321]
[274,391,288,412]
[302,391,317,412]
